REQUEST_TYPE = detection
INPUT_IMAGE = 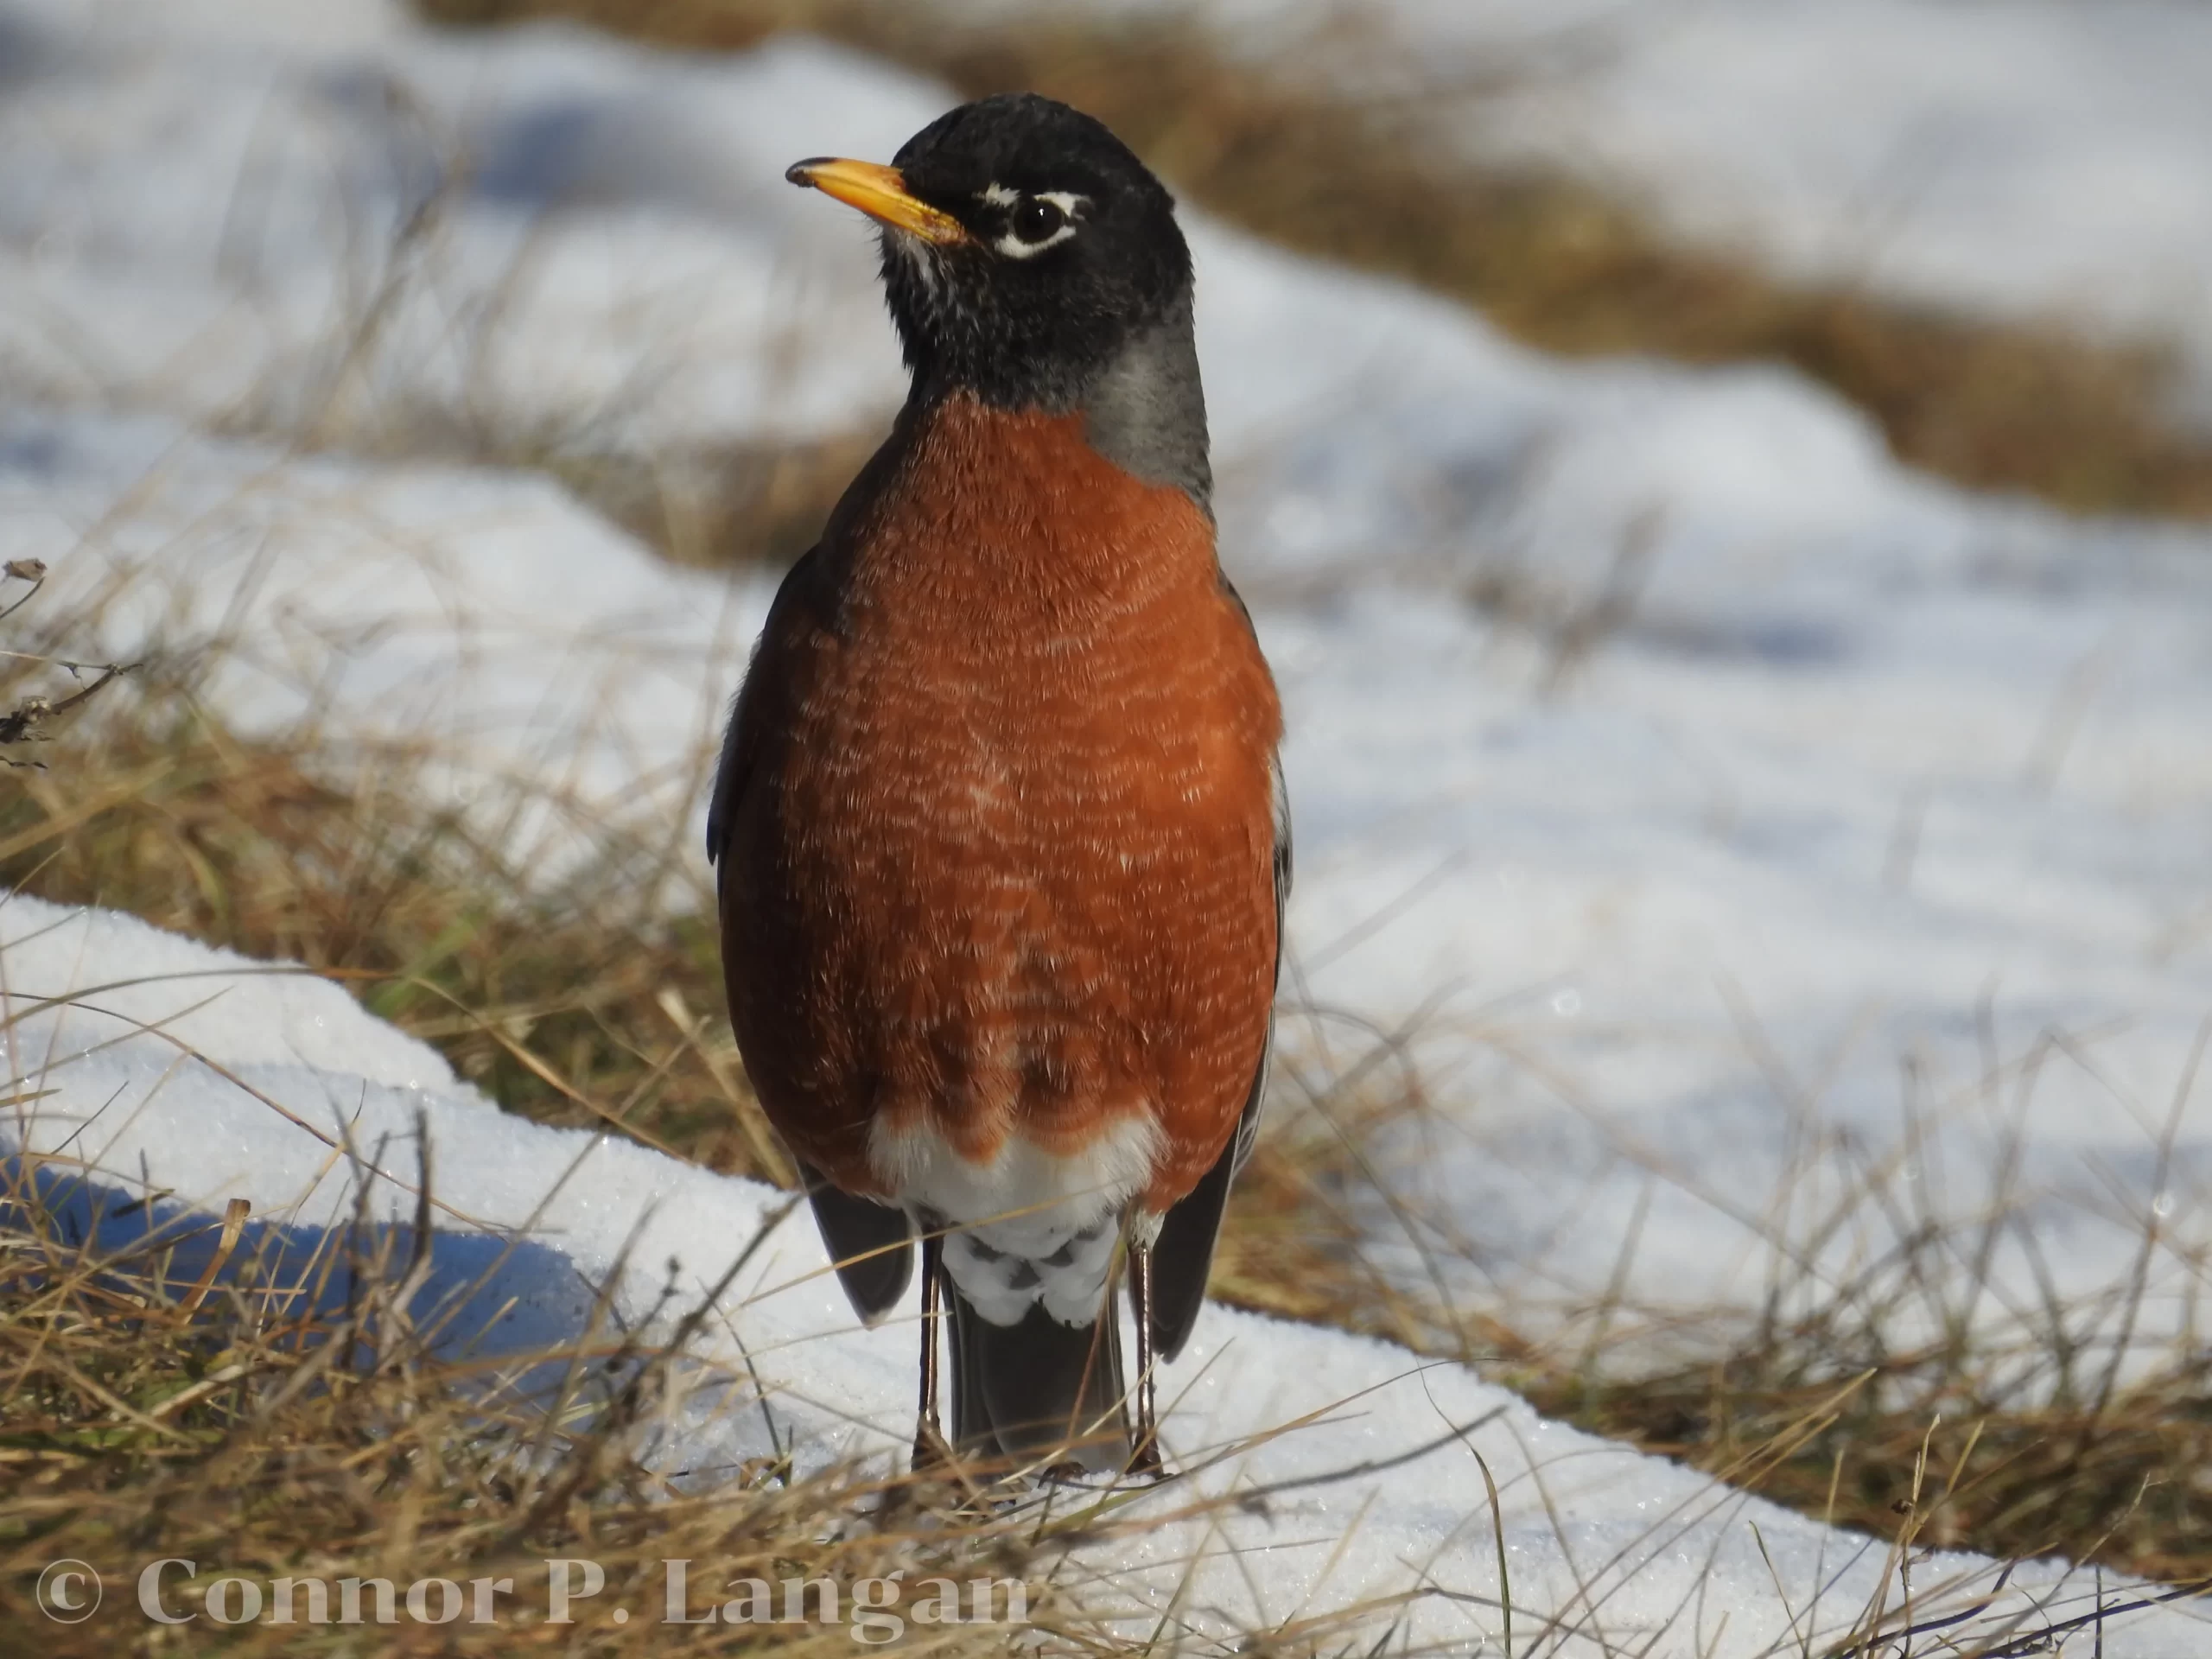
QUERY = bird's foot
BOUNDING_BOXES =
[911,1422,955,1477]
[1125,1433,1172,1482]
[893,1427,1004,1518]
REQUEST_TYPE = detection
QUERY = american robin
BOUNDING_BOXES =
[708,93,1287,1478]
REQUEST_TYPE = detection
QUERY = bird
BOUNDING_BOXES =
[707,92,1287,1479]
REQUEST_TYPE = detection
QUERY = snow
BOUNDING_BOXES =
[0,0,913,449]
[1088,0,2212,412]
[1452,0,2212,389]
[8,893,2207,1653]
[3,0,2212,1643]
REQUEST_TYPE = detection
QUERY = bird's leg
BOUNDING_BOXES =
[912,1231,950,1473]
[1126,1240,1167,1479]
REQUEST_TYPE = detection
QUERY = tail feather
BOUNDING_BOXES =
[944,1268,1129,1472]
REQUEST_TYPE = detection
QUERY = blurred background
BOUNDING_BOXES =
[6,0,2212,1580]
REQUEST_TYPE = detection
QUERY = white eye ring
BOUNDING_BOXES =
[995,222,1076,259]
[977,186,1087,258]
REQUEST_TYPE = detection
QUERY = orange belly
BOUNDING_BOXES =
[721,395,1280,1214]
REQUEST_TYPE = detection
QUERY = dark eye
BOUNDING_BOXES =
[1012,198,1066,243]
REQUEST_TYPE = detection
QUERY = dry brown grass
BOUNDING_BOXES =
[0,1141,1084,1655]
[1256,1075,2212,1588]
[417,0,2212,523]
[1513,1344,2212,1589]
[1281,1011,2212,1586]
[1,702,785,1184]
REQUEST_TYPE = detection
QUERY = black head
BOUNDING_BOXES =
[787,93,1194,413]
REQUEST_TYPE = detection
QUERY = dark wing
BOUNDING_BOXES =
[798,1160,915,1322]
[1145,747,1291,1362]
[707,543,824,867]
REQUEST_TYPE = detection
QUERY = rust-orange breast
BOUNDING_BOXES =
[720,393,1281,1211]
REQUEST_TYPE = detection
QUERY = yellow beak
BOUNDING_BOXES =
[785,157,969,245]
